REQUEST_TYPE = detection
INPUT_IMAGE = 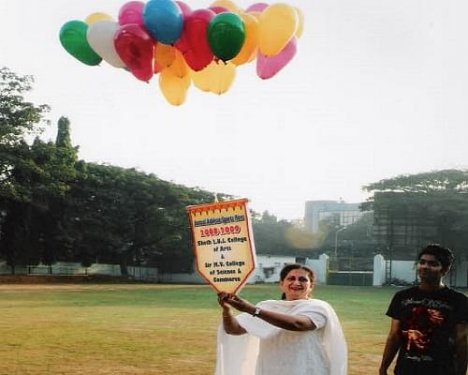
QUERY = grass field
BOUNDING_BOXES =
[0,283,400,375]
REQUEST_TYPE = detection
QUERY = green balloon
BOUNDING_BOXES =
[59,20,102,66]
[207,13,245,62]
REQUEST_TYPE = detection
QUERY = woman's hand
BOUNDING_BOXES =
[217,292,247,335]
[217,292,229,307]
[217,292,233,316]
[218,292,255,315]
[219,292,315,332]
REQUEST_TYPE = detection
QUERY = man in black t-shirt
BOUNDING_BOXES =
[379,244,467,375]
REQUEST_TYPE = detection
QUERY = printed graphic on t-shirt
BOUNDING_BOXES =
[402,298,452,361]
[403,306,444,353]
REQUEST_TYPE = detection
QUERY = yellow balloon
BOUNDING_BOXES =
[192,61,236,95]
[191,64,213,93]
[295,7,304,38]
[212,61,236,95]
[258,4,298,56]
[245,11,261,62]
[231,13,259,66]
[85,12,113,25]
[210,0,240,13]
[159,67,191,106]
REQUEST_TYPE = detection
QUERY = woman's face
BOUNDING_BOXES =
[280,268,313,301]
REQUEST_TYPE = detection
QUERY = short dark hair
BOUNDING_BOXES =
[279,264,316,300]
[280,264,315,284]
[418,244,454,270]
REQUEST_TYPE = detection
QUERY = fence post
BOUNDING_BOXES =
[373,254,386,286]
[319,254,329,285]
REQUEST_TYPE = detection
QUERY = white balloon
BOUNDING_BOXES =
[87,21,126,68]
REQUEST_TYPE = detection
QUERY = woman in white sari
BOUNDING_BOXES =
[216,264,347,375]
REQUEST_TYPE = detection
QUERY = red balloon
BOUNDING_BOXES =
[118,1,145,26]
[172,1,192,59]
[114,24,155,82]
[175,9,215,71]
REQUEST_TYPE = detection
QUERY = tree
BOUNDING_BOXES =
[0,131,80,272]
[0,67,49,146]
[0,67,50,201]
[64,163,221,273]
[363,170,468,262]
[0,67,52,273]
[363,170,468,194]
[0,67,83,272]
[38,117,80,267]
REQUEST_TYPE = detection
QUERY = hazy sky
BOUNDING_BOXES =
[1,0,468,220]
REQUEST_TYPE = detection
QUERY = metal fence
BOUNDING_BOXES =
[0,262,159,282]
[326,256,374,286]
[327,271,373,286]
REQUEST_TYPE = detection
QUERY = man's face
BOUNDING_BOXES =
[417,254,447,283]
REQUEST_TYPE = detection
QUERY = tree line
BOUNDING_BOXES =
[2,67,467,275]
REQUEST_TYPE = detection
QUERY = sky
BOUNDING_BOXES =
[1,0,468,221]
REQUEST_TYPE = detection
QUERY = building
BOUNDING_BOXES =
[304,200,364,233]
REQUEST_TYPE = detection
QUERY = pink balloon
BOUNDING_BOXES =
[114,24,155,82]
[209,6,229,14]
[175,1,192,18]
[175,9,215,71]
[246,2,268,12]
[118,1,145,26]
[256,37,297,80]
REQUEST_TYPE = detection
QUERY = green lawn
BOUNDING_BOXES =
[0,283,398,375]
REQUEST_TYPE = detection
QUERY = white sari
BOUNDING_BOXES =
[215,299,347,375]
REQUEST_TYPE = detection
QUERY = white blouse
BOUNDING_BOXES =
[215,299,347,375]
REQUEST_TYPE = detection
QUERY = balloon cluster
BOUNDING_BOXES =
[59,0,304,105]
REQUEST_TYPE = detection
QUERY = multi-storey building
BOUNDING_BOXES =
[304,200,363,233]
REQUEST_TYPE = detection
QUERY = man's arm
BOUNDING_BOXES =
[379,319,401,375]
[454,322,467,375]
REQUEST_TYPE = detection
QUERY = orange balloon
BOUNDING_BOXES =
[231,13,259,66]
[154,43,176,72]
[245,11,261,62]
[248,10,261,19]
[167,49,189,78]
